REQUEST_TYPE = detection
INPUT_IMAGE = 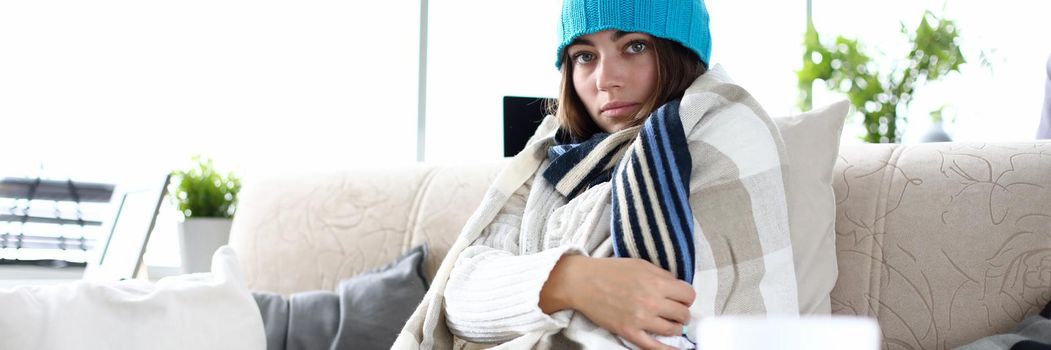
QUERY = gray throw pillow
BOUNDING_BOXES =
[253,245,429,350]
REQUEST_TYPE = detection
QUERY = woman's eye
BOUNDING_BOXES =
[627,41,648,54]
[572,52,595,65]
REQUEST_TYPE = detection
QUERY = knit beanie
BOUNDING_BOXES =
[555,0,711,69]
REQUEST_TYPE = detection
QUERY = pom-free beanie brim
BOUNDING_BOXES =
[555,0,711,68]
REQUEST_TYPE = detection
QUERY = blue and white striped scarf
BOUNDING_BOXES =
[543,100,696,283]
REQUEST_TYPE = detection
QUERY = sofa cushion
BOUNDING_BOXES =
[0,246,265,350]
[253,245,428,350]
[773,100,850,314]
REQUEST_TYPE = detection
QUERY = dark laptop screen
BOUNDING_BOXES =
[503,96,555,157]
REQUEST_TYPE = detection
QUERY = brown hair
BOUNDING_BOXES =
[547,37,707,140]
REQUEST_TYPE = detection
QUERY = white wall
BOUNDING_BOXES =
[424,0,563,162]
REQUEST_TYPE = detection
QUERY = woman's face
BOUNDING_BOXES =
[566,30,658,134]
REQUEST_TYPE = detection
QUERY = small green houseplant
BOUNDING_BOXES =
[169,155,241,219]
[169,156,241,273]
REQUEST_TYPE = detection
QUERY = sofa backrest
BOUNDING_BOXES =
[830,141,1051,348]
[228,141,1051,349]
[228,162,504,295]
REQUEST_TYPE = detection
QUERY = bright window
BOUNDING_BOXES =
[0,1,421,184]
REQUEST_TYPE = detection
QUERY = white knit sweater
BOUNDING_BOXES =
[445,162,617,344]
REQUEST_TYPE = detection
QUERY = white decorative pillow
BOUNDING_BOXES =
[0,247,265,350]
[773,100,850,314]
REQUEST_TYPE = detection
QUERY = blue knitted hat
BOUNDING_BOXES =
[555,0,711,69]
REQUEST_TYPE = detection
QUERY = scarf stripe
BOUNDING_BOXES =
[544,100,695,283]
[633,123,683,279]
[620,163,653,262]
[545,130,637,198]
[566,146,622,198]
[627,152,663,266]
[643,110,695,281]
[611,169,637,258]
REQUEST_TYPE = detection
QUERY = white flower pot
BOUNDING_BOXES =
[177,218,233,273]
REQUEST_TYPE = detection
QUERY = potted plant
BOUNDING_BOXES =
[797,10,970,143]
[169,155,241,273]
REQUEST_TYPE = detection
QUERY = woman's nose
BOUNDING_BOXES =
[595,57,626,91]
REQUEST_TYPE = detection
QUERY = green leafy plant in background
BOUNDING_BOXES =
[797,10,966,143]
[169,155,241,219]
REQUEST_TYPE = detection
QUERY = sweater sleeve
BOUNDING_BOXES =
[444,176,584,343]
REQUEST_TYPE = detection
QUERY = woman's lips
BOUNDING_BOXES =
[600,103,640,118]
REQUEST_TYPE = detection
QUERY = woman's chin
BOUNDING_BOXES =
[596,109,643,133]
[598,121,632,134]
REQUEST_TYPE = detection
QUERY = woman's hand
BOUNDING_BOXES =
[539,255,695,350]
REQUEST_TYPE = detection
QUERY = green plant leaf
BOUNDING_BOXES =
[168,155,241,219]
[795,9,971,143]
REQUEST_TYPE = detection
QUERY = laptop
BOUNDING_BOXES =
[503,96,555,157]
[81,174,170,282]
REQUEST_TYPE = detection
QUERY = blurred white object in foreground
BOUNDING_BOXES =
[697,316,880,350]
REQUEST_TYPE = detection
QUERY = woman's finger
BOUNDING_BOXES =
[644,317,683,337]
[655,299,691,324]
[663,279,696,306]
[623,329,667,350]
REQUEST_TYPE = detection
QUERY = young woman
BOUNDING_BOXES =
[396,0,799,349]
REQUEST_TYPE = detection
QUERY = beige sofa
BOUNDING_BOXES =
[229,141,1051,349]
